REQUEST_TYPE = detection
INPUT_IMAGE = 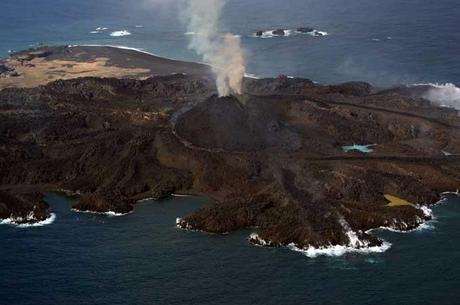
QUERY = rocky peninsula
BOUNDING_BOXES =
[1,46,459,252]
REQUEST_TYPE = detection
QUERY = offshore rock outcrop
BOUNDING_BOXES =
[1,47,460,251]
[0,191,50,225]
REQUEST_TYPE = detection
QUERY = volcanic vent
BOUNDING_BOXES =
[174,95,301,152]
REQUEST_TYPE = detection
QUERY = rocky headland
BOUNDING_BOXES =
[1,46,459,252]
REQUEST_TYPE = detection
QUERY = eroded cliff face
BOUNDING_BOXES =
[1,74,460,249]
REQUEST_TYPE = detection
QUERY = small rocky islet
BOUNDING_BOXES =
[1,46,459,252]
[255,27,326,37]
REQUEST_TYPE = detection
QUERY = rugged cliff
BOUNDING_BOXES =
[1,47,460,250]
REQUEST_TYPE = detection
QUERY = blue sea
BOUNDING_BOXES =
[1,0,460,87]
[1,1,460,304]
[1,194,459,305]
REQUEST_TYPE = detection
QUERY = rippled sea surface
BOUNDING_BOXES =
[1,1,460,304]
[1,193,459,305]
[1,0,460,86]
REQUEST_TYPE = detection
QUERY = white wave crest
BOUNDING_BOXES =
[176,217,194,230]
[90,27,108,34]
[254,28,328,39]
[71,208,131,217]
[171,193,192,197]
[0,213,56,228]
[244,73,262,79]
[367,204,436,234]
[137,197,155,203]
[110,30,132,37]
[292,218,392,257]
[249,233,276,247]
[249,218,391,258]
[287,240,391,258]
[307,30,328,37]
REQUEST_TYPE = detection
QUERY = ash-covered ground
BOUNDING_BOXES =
[1,46,460,251]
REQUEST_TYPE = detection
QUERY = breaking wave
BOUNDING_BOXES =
[249,232,391,258]
[254,28,328,39]
[0,213,56,228]
[71,209,131,217]
[368,202,442,235]
[110,30,132,37]
[244,72,262,79]
[90,27,108,34]
[287,241,392,258]
[171,193,192,197]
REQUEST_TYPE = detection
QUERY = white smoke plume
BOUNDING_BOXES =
[149,0,246,96]
[183,0,246,96]
[422,83,460,110]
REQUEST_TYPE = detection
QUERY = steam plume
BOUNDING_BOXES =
[183,0,246,96]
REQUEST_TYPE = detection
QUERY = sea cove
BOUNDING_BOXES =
[1,193,459,305]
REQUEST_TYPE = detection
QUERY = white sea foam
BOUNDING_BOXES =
[244,73,261,79]
[249,217,391,258]
[137,197,155,203]
[171,193,192,197]
[90,27,108,34]
[249,231,391,257]
[410,83,460,110]
[176,217,196,231]
[440,190,460,196]
[367,203,438,234]
[110,30,132,37]
[307,30,328,37]
[287,241,391,258]
[0,213,56,228]
[71,208,131,217]
[255,28,328,39]
[249,233,275,247]
[255,29,292,38]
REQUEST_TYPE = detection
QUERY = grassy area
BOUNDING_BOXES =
[384,194,414,207]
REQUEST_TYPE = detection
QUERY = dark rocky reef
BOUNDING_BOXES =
[0,191,50,224]
[297,27,315,33]
[272,29,286,36]
[1,72,460,251]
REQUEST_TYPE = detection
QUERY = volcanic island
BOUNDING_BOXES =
[1,45,459,253]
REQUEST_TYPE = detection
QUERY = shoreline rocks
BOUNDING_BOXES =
[1,46,459,248]
[0,191,50,225]
[272,29,286,36]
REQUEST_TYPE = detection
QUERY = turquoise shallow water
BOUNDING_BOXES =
[0,193,459,305]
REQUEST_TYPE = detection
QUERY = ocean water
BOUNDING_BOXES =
[1,0,460,87]
[1,1,460,304]
[0,193,459,305]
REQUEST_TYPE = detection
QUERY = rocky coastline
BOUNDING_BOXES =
[1,46,459,251]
